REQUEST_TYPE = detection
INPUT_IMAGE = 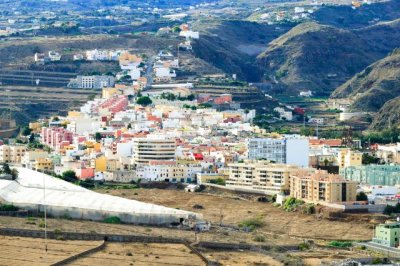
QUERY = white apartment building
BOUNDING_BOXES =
[226,161,300,195]
[132,138,176,165]
[247,136,309,167]
[136,161,202,183]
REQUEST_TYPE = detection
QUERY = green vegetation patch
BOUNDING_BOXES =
[104,216,122,224]
[238,215,265,231]
[327,241,352,248]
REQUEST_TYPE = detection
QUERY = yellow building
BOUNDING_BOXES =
[34,158,53,172]
[290,170,357,203]
[29,122,42,133]
[95,156,107,172]
[337,149,362,169]
[106,158,122,172]
[67,111,83,118]
[0,145,27,163]
[102,87,121,99]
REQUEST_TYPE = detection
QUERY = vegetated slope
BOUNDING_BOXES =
[313,0,400,29]
[331,49,400,112]
[257,22,377,96]
[192,20,296,82]
[370,97,400,129]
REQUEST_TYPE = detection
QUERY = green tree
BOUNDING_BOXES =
[187,94,195,101]
[172,26,181,33]
[95,132,102,142]
[10,168,18,180]
[136,96,152,106]
[21,126,32,136]
[362,153,380,165]
[62,170,78,183]
[29,133,35,143]
[356,191,368,201]
[1,163,11,175]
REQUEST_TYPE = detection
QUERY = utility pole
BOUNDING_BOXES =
[43,173,47,264]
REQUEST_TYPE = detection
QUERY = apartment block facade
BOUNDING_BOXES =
[290,170,357,203]
[226,161,300,195]
[136,161,202,183]
[0,145,27,163]
[132,138,176,165]
[337,149,362,169]
[41,127,74,149]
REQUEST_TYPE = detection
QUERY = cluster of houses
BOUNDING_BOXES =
[0,79,383,211]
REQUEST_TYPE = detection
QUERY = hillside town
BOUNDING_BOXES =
[1,0,400,265]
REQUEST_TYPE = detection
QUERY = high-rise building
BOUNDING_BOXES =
[247,136,309,167]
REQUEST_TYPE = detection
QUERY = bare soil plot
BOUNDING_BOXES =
[97,188,375,241]
[72,243,205,266]
[0,236,101,266]
[203,251,283,266]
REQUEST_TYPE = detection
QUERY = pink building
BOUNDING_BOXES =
[197,94,211,104]
[41,127,74,149]
[76,167,95,180]
[97,95,128,115]
[213,94,232,105]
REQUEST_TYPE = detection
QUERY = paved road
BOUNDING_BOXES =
[356,241,400,258]
[144,55,156,89]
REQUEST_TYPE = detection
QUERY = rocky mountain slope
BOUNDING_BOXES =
[256,19,400,96]
[192,20,296,82]
[331,49,400,112]
[370,96,400,129]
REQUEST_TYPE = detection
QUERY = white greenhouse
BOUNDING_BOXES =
[0,168,200,225]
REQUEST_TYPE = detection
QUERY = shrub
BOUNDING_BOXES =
[372,258,384,264]
[238,215,265,231]
[104,216,122,224]
[257,197,268,203]
[298,242,310,250]
[193,204,204,209]
[195,184,206,192]
[209,178,225,186]
[383,204,400,215]
[356,192,368,201]
[283,197,304,212]
[0,204,19,211]
[272,194,277,202]
[327,241,352,248]
[253,234,266,242]
[126,252,133,256]
[302,204,316,215]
